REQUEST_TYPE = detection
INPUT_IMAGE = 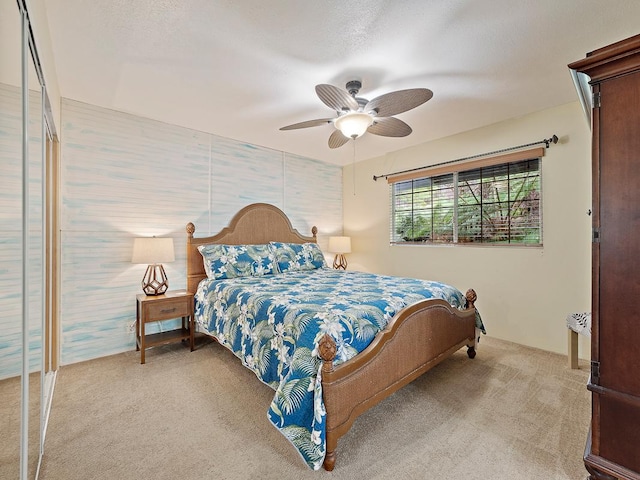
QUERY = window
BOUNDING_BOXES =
[391,156,542,246]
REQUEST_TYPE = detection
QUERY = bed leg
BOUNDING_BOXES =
[467,346,476,359]
[323,450,336,471]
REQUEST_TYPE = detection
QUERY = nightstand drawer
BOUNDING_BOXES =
[145,298,190,320]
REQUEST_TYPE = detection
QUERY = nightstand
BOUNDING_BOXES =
[136,289,194,364]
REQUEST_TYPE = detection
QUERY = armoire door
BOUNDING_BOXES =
[595,69,640,474]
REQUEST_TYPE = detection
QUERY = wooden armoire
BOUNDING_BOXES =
[569,34,640,480]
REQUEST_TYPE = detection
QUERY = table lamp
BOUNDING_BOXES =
[131,237,175,295]
[328,236,351,270]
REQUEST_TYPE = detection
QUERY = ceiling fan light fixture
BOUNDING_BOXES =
[334,112,374,139]
[280,82,432,148]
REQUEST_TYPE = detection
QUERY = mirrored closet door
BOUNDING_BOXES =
[0,1,57,478]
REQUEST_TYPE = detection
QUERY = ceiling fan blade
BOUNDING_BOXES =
[328,129,350,149]
[316,84,359,112]
[367,117,413,137]
[365,88,433,117]
[279,118,334,130]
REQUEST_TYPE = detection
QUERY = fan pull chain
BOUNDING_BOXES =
[352,139,356,196]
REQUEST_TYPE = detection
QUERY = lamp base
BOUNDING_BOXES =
[333,254,347,270]
[142,264,169,295]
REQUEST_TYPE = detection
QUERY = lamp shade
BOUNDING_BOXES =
[328,236,351,254]
[334,112,373,139]
[131,237,175,264]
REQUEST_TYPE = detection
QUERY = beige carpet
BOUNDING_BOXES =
[31,336,589,480]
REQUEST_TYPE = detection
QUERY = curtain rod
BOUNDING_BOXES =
[372,134,558,181]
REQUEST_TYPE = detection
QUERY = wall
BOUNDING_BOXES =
[59,99,343,365]
[343,101,592,358]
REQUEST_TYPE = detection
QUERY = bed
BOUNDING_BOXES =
[186,203,484,471]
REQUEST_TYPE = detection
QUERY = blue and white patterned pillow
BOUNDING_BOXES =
[269,242,327,273]
[198,244,276,279]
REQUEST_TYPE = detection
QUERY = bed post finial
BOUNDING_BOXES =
[186,222,195,238]
[311,226,318,241]
[465,289,478,359]
[318,334,337,374]
[465,289,477,310]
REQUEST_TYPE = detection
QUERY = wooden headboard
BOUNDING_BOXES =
[186,203,318,293]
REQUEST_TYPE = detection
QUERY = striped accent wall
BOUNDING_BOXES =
[59,99,343,365]
[0,83,44,379]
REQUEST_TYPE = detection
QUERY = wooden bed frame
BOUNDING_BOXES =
[186,203,478,471]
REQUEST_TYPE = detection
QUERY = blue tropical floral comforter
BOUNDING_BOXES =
[194,268,482,469]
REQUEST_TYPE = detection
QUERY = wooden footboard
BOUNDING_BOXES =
[318,290,478,471]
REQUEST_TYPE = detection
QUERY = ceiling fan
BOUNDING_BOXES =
[280,80,433,149]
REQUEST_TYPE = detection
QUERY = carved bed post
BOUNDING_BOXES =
[317,334,338,471]
[318,334,337,374]
[465,289,478,359]
[186,223,196,293]
[465,288,476,310]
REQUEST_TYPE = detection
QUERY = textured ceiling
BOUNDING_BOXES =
[44,0,640,165]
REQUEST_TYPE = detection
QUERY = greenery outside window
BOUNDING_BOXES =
[390,153,542,246]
